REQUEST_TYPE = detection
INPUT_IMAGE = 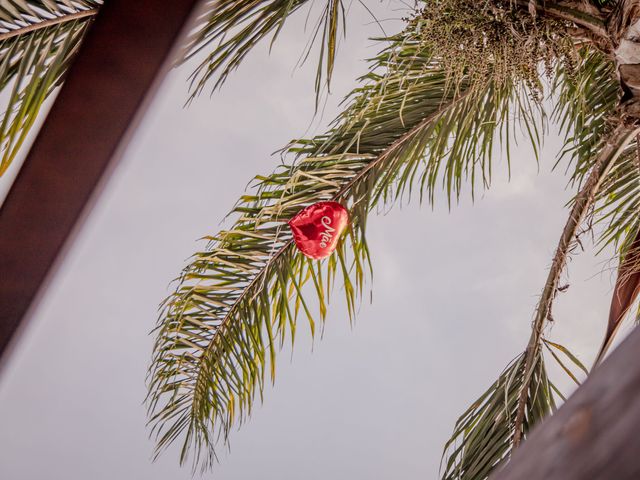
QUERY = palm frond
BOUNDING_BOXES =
[0,1,97,36]
[552,47,618,185]
[147,12,550,470]
[441,336,590,480]
[551,44,640,363]
[0,1,100,176]
[553,45,640,259]
[184,0,346,102]
[441,352,557,480]
[593,143,640,250]
[543,339,588,385]
[441,122,639,480]
[441,334,592,480]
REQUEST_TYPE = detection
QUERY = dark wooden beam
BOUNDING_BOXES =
[0,0,201,366]
[491,326,640,480]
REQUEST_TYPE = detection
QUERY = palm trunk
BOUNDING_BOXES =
[607,1,640,118]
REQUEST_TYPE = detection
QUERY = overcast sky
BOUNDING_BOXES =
[0,3,630,479]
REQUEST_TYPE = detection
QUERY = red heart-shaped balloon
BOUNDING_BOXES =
[288,201,349,259]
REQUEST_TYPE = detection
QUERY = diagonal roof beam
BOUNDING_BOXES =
[0,0,201,368]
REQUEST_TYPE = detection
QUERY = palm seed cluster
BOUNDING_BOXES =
[417,0,578,97]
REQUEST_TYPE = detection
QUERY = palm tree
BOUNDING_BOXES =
[148,1,640,476]
[5,1,640,478]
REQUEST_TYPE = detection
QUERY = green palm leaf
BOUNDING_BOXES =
[439,41,637,479]
[0,1,100,176]
[594,144,640,251]
[553,47,640,260]
[441,337,588,479]
[441,353,556,480]
[441,112,639,479]
[552,48,618,185]
[184,0,346,103]
[147,9,552,469]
